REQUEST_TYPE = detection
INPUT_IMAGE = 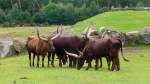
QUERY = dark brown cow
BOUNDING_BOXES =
[47,27,91,68]
[48,35,88,67]
[65,38,129,71]
[26,28,61,67]
[108,37,129,71]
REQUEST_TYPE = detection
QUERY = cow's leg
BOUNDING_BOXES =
[59,58,62,67]
[115,56,120,71]
[32,53,35,67]
[47,52,51,67]
[89,62,92,68]
[111,58,115,71]
[95,58,99,70]
[69,56,73,68]
[86,58,92,70]
[28,51,31,67]
[86,61,91,70]
[42,55,45,67]
[51,52,55,67]
[73,58,77,68]
[99,57,102,68]
[37,55,40,67]
[106,58,111,70]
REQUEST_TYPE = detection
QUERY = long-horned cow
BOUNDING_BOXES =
[65,36,129,71]
[47,26,91,68]
[26,27,62,67]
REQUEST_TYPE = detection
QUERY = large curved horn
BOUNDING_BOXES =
[83,26,90,37]
[101,30,107,38]
[51,26,62,40]
[78,51,83,56]
[56,26,59,33]
[36,28,41,39]
[48,26,59,37]
[64,49,80,58]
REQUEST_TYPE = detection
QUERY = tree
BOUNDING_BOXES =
[0,9,6,23]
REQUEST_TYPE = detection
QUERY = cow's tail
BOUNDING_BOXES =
[118,38,129,62]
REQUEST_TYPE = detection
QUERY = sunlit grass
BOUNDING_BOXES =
[73,11,150,33]
[0,46,150,84]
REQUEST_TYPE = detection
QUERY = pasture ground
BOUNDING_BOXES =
[0,45,150,84]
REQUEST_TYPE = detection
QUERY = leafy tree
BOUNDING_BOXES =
[0,9,6,23]
[33,11,46,23]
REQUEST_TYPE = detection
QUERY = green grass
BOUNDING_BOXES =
[73,10,150,33]
[0,46,150,84]
[0,26,56,38]
[0,26,73,38]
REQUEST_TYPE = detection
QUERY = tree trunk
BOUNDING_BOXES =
[10,0,13,8]
[108,0,112,10]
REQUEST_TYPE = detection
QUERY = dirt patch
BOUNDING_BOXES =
[123,47,143,53]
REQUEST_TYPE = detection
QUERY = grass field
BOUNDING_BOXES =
[0,10,150,84]
[73,10,150,33]
[0,46,150,84]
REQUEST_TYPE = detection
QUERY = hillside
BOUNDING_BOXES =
[73,11,150,33]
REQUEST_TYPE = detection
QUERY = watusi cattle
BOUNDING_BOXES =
[48,26,91,68]
[65,37,129,71]
[26,28,62,67]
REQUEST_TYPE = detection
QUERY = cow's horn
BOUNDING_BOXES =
[51,26,62,40]
[36,28,41,39]
[64,49,80,58]
[78,51,83,56]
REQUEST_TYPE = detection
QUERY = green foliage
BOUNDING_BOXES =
[42,2,63,24]
[0,9,6,23]
[0,0,150,24]
[6,8,31,23]
[136,1,144,7]
[33,12,46,23]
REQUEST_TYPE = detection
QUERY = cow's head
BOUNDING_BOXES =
[48,26,62,52]
[64,50,85,70]
[36,27,62,52]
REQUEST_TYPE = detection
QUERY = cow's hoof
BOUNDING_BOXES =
[111,69,114,71]
[85,68,89,70]
[52,65,55,68]
[59,65,62,68]
[116,68,120,71]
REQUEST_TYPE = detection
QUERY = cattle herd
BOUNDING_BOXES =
[26,26,129,71]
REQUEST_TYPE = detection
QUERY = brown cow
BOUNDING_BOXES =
[65,38,129,71]
[26,28,62,67]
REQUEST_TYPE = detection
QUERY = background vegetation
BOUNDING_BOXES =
[0,0,150,25]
